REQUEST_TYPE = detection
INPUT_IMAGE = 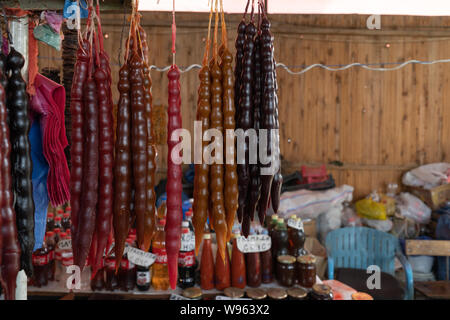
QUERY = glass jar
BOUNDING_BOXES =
[224,287,245,299]
[297,255,316,288]
[267,288,288,300]
[246,288,267,300]
[287,287,308,300]
[310,284,334,300]
[276,255,296,287]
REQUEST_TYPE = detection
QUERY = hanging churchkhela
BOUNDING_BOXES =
[113,1,157,270]
[166,3,183,290]
[70,1,114,274]
[0,51,21,300]
[233,0,282,233]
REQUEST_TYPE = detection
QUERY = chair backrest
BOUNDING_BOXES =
[326,227,398,274]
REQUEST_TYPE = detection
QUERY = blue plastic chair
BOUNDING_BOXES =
[325,227,414,300]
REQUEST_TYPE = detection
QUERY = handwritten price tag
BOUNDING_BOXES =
[125,246,156,267]
[57,239,72,250]
[180,232,195,252]
[287,218,304,231]
[237,235,271,253]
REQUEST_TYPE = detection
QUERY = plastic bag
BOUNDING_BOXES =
[341,204,362,227]
[317,206,342,243]
[355,198,387,220]
[397,192,431,224]
[362,217,393,232]
[402,163,450,190]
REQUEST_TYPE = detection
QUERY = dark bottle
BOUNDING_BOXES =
[184,208,195,232]
[62,212,71,231]
[246,252,262,287]
[119,238,136,291]
[32,242,49,287]
[91,263,106,291]
[273,220,289,266]
[136,265,151,291]
[178,222,196,289]
[54,216,62,230]
[46,212,55,232]
[105,256,120,291]
[268,214,279,236]
[287,216,307,257]
[260,230,273,283]
[45,231,56,281]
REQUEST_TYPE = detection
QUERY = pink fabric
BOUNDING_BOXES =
[44,11,63,34]
[30,73,70,206]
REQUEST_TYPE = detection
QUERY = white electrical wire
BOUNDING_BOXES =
[149,63,202,73]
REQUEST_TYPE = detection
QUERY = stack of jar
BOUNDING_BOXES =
[269,214,317,289]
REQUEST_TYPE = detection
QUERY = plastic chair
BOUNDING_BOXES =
[326,227,414,300]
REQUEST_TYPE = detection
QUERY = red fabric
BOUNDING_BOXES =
[28,19,38,96]
[4,8,29,17]
[30,73,70,206]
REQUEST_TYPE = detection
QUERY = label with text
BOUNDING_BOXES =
[287,218,304,231]
[237,235,271,253]
[125,246,156,267]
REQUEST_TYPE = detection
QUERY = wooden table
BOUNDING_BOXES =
[414,281,450,300]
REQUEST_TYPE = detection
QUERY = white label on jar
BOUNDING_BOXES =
[237,235,271,253]
[215,295,251,300]
[57,239,72,250]
[169,294,190,300]
[180,232,195,252]
[125,246,156,268]
[136,271,151,286]
[287,218,304,231]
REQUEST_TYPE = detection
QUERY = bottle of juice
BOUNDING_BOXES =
[105,254,120,291]
[119,238,136,292]
[288,217,307,257]
[231,232,246,289]
[260,229,273,283]
[90,261,106,291]
[246,231,262,288]
[273,220,289,266]
[268,214,279,236]
[45,231,56,281]
[136,265,151,291]
[62,212,71,231]
[215,242,231,290]
[178,221,196,289]
[151,218,169,290]
[200,233,214,290]
[46,212,55,232]
[32,242,49,287]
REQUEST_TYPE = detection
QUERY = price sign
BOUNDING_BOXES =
[57,239,72,250]
[287,218,304,231]
[180,232,195,252]
[170,294,190,300]
[125,246,156,268]
[237,235,271,253]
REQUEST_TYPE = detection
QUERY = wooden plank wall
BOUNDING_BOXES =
[37,13,450,199]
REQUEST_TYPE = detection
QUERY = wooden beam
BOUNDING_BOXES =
[405,240,450,256]
[1,0,132,12]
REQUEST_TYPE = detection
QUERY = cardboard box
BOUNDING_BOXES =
[305,236,327,279]
[303,219,316,238]
[408,183,450,210]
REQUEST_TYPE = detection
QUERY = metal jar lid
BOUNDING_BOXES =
[246,288,267,300]
[267,288,288,300]
[277,255,296,264]
[297,254,317,265]
[312,284,332,296]
[224,287,245,298]
[287,288,308,299]
[182,287,203,299]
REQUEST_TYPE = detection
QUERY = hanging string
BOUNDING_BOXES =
[212,0,219,60]
[202,0,214,66]
[220,0,227,49]
[171,0,176,66]
[125,0,137,62]
[243,0,250,20]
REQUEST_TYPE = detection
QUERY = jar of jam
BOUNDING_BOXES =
[310,284,334,300]
[297,255,316,288]
[267,288,288,300]
[287,287,307,300]
[224,287,245,299]
[276,255,296,287]
[246,288,267,300]
[183,287,203,300]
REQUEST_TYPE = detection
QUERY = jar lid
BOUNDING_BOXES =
[277,255,296,264]
[183,287,203,299]
[267,288,287,300]
[312,284,332,296]
[351,292,374,300]
[246,288,267,300]
[297,254,316,264]
[224,287,244,298]
[287,288,308,299]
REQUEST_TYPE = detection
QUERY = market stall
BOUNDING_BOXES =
[0,0,449,303]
